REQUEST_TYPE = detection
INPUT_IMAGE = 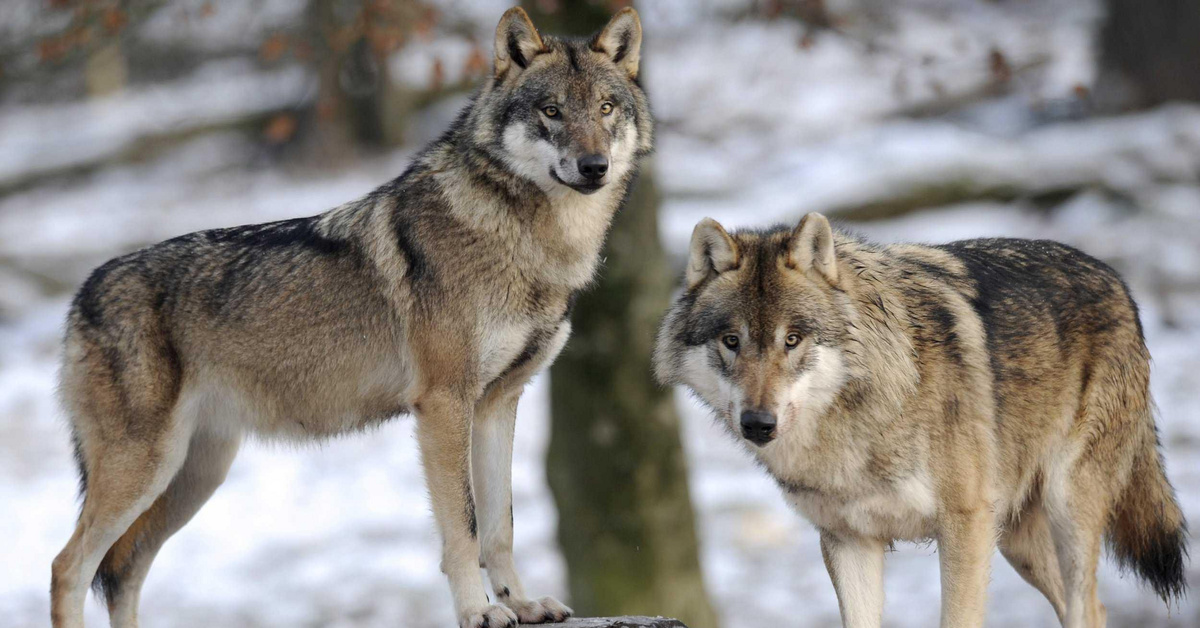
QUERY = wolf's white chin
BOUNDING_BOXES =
[501,123,561,191]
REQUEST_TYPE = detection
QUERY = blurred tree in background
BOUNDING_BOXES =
[0,0,471,175]
[1100,0,1200,109]
[12,0,149,98]
[524,2,718,627]
[303,0,431,161]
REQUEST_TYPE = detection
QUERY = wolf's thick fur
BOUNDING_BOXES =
[655,213,1187,628]
[50,8,651,628]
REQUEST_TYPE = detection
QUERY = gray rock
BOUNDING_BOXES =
[558,618,687,628]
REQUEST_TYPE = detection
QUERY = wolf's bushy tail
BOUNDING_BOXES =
[1108,430,1189,603]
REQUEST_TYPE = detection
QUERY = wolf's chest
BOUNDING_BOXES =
[782,473,938,541]
[479,319,537,380]
[477,316,571,387]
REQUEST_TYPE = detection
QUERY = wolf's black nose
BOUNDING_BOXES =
[740,410,777,446]
[578,154,609,180]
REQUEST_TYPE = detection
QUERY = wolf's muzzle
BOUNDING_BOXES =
[577,154,609,181]
[550,168,605,194]
[740,410,777,446]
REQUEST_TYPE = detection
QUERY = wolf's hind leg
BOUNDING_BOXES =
[50,415,194,628]
[999,502,1065,623]
[105,427,241,628]
[819,531,885,628]
[472,390,571,624]
[1046,465,1111,628]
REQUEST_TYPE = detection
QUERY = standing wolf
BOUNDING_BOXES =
[654,213,1188,628]
[50,8,651,628]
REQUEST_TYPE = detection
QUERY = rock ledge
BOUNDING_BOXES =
[558,617,687,628]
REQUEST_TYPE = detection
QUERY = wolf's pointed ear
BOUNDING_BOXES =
[591,7,642,79]
[787,213,839,285]
[687,218,739,289]
[494,7,546,78]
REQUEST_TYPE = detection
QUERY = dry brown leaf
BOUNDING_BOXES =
[989,48,1012,84]
[102,8,127,35]
[367,25,403,55]
[263,114,298,144]
[464,44,487,77]
[294,40,313,61]
[260,34,289,63]
[317,97,338,121]
[431,57,444,90]
[37,37,67,63]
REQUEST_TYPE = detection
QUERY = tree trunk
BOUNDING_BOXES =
[1100,0,1200,109]
[524,6,718,621]
[547,162,717,628]
[305,0,407,164]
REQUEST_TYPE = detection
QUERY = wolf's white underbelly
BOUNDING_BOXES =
[183,353,416,441]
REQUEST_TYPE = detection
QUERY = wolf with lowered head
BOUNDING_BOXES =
[654,213,1187,628]
[51,8,651,628]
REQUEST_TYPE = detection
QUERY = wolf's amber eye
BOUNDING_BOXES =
[785,332,801,349]
[721,335,740,351]
[541,105,559,118]
[600,102,614,115]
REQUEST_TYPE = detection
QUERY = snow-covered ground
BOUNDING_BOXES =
[2,2,1198,627]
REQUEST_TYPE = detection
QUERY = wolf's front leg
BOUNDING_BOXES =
[416,391,518,628]
[937,508,994,628]
[820,531,885,628]
[472,389,572,623]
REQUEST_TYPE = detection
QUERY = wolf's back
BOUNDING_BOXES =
[938,237,1142,348]
[940,237,1187,603]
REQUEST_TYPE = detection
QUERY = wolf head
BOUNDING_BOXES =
[468,7,652,195]
[654,213,851,448]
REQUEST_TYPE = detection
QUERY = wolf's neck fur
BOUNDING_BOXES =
[424,130,629,290]
[320,91,639,297]
[753,237,928,489]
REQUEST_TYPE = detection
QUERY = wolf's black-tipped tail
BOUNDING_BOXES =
[1108,433,1189,604]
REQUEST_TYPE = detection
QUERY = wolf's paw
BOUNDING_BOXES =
[503,595,573,624]
[459,603,519,628]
